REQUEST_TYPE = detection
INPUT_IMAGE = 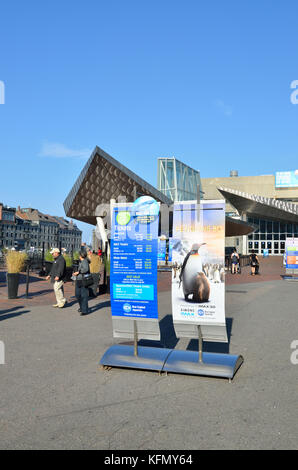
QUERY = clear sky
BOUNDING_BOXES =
[1,1,298,243]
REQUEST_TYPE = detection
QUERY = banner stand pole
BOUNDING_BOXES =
[198,326,203,363]
[134,321,138,357]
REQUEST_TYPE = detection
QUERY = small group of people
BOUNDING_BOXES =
[46,247,96,315]
[230,248,260,276]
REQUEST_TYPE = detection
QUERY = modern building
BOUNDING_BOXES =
[157,157,203,201]
[64,146,254,251]
[0,203,82,252]
[201,170,298,255]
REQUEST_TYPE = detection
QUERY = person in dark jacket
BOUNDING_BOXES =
[250,252,259,275]
[46,248,67,308]
[73,249,90,315]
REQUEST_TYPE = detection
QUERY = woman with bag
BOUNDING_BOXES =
[73,250,93,315]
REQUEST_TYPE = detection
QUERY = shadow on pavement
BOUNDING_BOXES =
[18,289,53,299]
[0,305,31,321]
[187,317,233,354]
[139,314,179,350]
[90,300,111,313]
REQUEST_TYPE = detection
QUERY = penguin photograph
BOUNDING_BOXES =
[171,200,226,325]
[178,243,210,303]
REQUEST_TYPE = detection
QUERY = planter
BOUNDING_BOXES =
[64,267,74,282]
[7,273,20,299]
[44,261,53,275]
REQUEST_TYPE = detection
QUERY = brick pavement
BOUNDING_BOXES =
[0,256,286,311]
[0,267,108,310]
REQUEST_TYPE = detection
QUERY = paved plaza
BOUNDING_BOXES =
[0,257,298,450]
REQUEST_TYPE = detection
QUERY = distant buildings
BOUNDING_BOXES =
[0,203,82,252]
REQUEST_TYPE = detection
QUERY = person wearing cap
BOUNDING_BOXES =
[46,248,67,308]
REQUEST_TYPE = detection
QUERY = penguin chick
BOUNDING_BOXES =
[193,272,210,303]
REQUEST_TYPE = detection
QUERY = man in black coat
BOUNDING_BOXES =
[46,248,67,308]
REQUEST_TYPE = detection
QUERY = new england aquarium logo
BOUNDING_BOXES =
[116,211,131,226]
[123,303,132,313]
[131,196,159,224]
[197,309,205,317]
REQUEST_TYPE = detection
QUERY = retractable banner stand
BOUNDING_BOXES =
[163,200,243,379]
[100,197,243,379]
[172,200,226,335]
[100,196,172,372]
[285,238,298,280]
[157,238,167,264]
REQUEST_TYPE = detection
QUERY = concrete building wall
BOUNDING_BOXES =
[201,173,298,255]
[202,174,298,200]
[201,174,298,214]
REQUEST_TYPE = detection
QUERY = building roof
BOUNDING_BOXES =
[63,146,172,225]
[16,208,80,231]
[218,187,298,223]
[63,146,257,236]
[225,216,256,236]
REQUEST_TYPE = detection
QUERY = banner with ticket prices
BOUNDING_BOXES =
[110,196,159,319]
[158,238,167,262]
[285,238,298,269]
[171,200,226,325]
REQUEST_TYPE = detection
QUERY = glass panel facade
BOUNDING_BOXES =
[247,217,294,254]
[158,158,202,201]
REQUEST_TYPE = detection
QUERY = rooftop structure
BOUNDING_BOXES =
[157,157,203,201]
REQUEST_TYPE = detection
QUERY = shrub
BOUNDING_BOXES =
[63,253,73,267]
[45,250,54,262]
[104,256,110,276]
[5,250,27,273]
[89,253,102,273]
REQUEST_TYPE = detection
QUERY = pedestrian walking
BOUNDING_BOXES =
[250,252,259,275]
[231,248,240,274]
[73,249,91,315]
[46,248,67,308]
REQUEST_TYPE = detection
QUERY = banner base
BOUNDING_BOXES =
[100,344,172,373]
[100,345,243,380]
[163,350,243,379]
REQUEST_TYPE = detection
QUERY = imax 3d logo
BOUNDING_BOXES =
[290,80,298,104]
[0,341,5,364]
[0,81,4,104]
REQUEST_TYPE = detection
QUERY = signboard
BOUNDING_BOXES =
[171,200,226,328]
[168,238,174,263]
[157,238,166,262]
[110,197,159,320]
[285,238,298,269]
[275,171,298,188]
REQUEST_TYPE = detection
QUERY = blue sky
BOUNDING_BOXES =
[1,1,298,242]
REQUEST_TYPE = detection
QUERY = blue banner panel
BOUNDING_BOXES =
[158,239,166,261]
[275,171,298,188]
[110,198,159,319]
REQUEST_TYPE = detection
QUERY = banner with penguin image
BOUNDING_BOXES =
[171,200,226,325]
